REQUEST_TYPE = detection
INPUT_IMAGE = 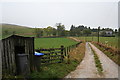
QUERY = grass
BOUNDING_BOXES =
[77,36,118,49]
[89,43,103,74]
[1,24,35,39]
[34,38,78,49]
[2,24,34,33]
[29,42,85,79]
[69,42,85,62]
[29,60,79,79]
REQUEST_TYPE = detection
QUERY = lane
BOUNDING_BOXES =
[89,42,119,78]
[65,42,98,78]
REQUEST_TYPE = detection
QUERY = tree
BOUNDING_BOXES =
[70,25,76,36]
[70,25,89,36]
[76,27,82,36]
[78,25,85,31]
[35,28,43,38]
[100,31,106,37]
[52,28,57,36]
[83,29,91,36]
[115,29,117,33]
[60,25,66,36]
[46,26,54,36]
[56,23,65,36]
[88,27,90,29]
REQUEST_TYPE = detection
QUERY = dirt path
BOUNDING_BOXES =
[65,41,119,79]
[65,42,99,78]
[68,37,81,42]
[89,43,119,78]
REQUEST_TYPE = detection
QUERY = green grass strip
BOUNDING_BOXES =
[89,43,103,74]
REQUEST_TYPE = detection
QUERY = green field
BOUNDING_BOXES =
[35,38,78,49]
[77,37,118,48]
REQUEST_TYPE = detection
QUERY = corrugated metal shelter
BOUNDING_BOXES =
[1,35,34,77]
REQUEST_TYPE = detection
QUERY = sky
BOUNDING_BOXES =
[1,0,119,30]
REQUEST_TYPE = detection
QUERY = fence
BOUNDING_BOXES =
[35,47,64,66]
[93,41,120,54]
[35,41,82,66]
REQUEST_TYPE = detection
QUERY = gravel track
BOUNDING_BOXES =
[65,41,119,79]
[89,42,119,78]
[65,42,99,78]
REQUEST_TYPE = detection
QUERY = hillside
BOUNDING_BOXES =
[1,23,35,39]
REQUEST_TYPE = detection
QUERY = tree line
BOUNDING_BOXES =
[2,23,119,38]
[35,23,119,38]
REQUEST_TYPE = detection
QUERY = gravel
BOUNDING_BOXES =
[65,42,99,78]
[65,42,119,79]
[89,42,119,78]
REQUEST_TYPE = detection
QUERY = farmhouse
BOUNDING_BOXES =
[100,30,113,37]
[105,30,113,37]
[1,35,35,77]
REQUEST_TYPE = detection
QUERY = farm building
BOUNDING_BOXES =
[1,35,35,77]
[105,30,113,36]
[100,30,113,37]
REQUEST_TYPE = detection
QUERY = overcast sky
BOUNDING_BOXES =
[1,0,119,30]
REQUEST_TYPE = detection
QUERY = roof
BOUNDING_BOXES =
[2,35,34,40]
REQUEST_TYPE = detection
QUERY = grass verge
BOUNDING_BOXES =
[89,43,103,75]
[69,42,85,62]
[92,42,119,66]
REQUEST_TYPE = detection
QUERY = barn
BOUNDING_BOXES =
[1,35,35,77]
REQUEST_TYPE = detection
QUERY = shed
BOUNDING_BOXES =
[1,35,34,77]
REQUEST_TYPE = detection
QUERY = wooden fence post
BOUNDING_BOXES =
[67,47,69,55]
[61,45,64,62]
[64,48,66,56]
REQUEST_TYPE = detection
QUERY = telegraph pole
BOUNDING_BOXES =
[98,26,100,43]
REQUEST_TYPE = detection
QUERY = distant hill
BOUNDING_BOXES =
[1,23,35,39]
